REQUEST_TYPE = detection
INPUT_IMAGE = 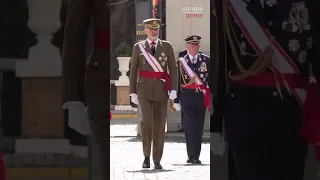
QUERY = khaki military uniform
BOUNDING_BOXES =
[62,0,109,179]
[129,39,178,163]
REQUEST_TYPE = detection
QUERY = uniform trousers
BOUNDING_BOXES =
[85,71,110,180]
[139,98,167,163]
[180,90,206,159]
[225,85,308,180]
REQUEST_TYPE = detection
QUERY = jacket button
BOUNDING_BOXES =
[230,93,234,98]
[93,62,98,66]
[273,91,278,97]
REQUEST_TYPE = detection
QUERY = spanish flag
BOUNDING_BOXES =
[152,0,159,18]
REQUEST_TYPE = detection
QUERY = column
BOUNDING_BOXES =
[14,0,68,154]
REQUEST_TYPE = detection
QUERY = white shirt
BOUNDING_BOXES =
[146,38,159,50]
[188,53,199,64]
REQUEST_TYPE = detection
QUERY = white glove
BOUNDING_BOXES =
[169,90,177,100]
[130,93,138,104]
[210,132,225,156]
[62,101,91,135]
[174,103,181,111]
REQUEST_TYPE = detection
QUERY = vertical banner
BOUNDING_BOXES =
[152,0,159,18]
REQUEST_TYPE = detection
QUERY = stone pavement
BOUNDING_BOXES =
[2,119,210,180]
[110,119,210,180]
[110,137,210,180]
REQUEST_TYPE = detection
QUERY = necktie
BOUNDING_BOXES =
[151,41,156,56]
[192,57,196,64]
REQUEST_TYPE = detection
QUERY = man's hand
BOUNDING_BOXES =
[169,90,177,100]
[130,93,138,104]
[210,132,225,156]
[62,102,91,135]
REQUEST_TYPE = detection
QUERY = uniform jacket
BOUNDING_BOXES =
[211,0,320,155]
[212,0,320,145]
[129,39,178,102]
[175,52,210,103]
[62,0,109,106]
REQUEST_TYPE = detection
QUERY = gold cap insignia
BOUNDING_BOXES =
[193,36,197,40]
[153,20,157,25]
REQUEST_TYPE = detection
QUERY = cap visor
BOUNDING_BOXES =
[187,40,200,44]
[146,25,160,29]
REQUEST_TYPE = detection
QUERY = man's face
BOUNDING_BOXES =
[186,43,200,54]
[145,27,159,40]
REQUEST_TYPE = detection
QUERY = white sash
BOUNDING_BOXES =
[229,0,306,106]
[138,43,164,72]
[138,43,170,94]
[179,57,204,86]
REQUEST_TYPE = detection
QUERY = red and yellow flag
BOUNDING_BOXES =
[152,0,159,18]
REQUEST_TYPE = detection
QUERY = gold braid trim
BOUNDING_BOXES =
[222,0,292,98]
[222,0,273,81]
[180,61,196,86]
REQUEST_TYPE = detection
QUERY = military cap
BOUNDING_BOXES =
[185,35,201,44]
[143,18,161,29]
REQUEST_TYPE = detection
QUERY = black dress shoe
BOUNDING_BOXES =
[191,158,201,164]
[142,157,150,168]
[187,157,193,163]
[154,162,162,169]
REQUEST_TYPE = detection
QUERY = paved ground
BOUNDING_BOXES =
[3,119,210,180]
[110,119,210,180]
[110,137,210,180]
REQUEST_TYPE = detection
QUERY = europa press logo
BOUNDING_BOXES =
[182,6,203,19]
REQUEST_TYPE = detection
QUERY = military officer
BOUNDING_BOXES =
[174,35,210,164]
[129,18,178,169]
[61,0,109,179]
[213,0,320,179]
[177,50,203,133]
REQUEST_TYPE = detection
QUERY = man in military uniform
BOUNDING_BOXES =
[61,0,109,179]
[174,35,210,164]
[129,18,178,169]
[177,50,203,133]
[212,0,320,179]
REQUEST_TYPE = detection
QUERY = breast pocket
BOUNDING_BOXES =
[136,79,153,98]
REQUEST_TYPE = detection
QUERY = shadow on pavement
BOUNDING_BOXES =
[126,169,174,173]
[172,163,210,166]
[125,136,189,143]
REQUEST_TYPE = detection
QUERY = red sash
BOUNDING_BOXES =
[139,71,171,90]
[179,57,210,111]
[0,153,5,180]
[94,28,110,50]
